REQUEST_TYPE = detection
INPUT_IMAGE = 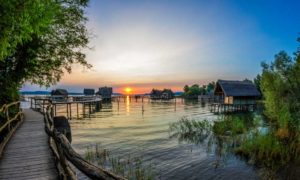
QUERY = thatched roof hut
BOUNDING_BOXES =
[96,87,113,99]
[150,89,174,99]
[150,89,162,99]
[214,80,261,104]
[83,89,95,96]
[51,89,68,96]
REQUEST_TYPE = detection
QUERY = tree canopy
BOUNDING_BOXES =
[182,82,215,98]
[260,49,300,131]
[0,0,90,104]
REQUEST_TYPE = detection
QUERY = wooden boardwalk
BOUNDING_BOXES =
[0,109,58,179]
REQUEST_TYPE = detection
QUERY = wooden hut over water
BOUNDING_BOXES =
[161,89,175,99]
[96,87,113,100]
[83,88,95,96]
[150,89,174,100]
[211,80,261,112]
[214,79,261,104]
[51,89,68,101]
[150,89,162,99]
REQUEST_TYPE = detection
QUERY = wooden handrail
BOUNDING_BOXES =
[43,103,125,180]
[0,101,23,157]
[0,112,23,132]
[0,101,21,113]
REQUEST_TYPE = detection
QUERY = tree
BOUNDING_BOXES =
[206,82,215,93]
[254,74,262,92]
[0,0,90,104]
[260,49,300,134]
[183,85,189,93]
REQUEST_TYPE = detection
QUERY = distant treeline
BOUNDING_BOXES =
[182,82,215,99]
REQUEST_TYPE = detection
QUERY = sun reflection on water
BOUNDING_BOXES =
[126,95,130,114]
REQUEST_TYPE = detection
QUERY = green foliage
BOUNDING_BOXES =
[183,85,189,93]
[182,82,215,98]
[0,0,58,60]
[169,117,212,144]
[169,115,263,169]
[169,114,260,144]
[254,74,262,92]
[0,0,90,104]
[236,132,300,178]
[213,117,246,135]
[206,82,215,92]
[236,38,300,178]
[260,50,300,131]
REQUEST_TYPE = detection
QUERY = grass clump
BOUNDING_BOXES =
[213,117,246,135]
[85,144,156,180]
[169,117,212,144]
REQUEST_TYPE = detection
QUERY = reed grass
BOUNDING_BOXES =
[85,144,156,180]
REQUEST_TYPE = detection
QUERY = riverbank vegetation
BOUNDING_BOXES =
[236,40,300,178]
[170,37,300,179]
[85,144,156,180]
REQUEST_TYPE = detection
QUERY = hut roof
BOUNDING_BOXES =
[51,89,68,96]
[150,89,162,95]
[216,80,261,97]
[83,88,95,95]
[162,89,174,95]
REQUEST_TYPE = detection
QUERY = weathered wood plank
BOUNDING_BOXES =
[0,109,58,179]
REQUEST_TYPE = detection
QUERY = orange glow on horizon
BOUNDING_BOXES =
[119,86,182,94]
[124,87,133,94]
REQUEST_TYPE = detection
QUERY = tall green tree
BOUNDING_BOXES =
[0,0,90,105]
[260,49,300,135]
[253,74,262,92]
[206,82,215,93]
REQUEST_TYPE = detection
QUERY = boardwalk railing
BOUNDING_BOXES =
[31,96,102,119]
[43,102,125,180]
[0,101,23,156]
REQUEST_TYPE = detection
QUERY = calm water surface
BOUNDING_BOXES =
[67,97,258,179]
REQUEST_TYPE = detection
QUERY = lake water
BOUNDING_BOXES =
[66,97,258,180]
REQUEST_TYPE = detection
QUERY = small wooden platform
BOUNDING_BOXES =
[210,103,256,113]
[0,109,58,179]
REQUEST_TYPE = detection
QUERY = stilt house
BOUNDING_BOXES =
[214,80,261,105]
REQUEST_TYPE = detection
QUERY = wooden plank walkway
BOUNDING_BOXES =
[0,109,58,180]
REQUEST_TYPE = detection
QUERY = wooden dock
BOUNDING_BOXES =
[0,109,58,180]
[210,103,256,113]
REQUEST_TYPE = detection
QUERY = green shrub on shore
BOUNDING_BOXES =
[213,117,246,135]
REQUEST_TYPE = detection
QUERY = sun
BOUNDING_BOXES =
[124,87,133,94]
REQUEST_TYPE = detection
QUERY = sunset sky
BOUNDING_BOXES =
[22,0,300,94]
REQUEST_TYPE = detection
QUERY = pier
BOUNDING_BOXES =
[0,98,124,180]
[30,96,102,119]
[0,109,58,179]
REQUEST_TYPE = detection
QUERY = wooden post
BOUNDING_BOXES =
[174,98,176,112]
[54,104,57,116]
[69,104,72,119]
[76,103,79,118]
[66,104,69,119]
[51,105,55,118]
[83,103,85,116]
[89,103,91,114]
[42,99,45,113]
